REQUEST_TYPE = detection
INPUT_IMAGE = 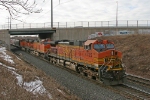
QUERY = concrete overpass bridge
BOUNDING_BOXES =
[0,28,56,50]
[0,20,150,50]
[9,28,56,39]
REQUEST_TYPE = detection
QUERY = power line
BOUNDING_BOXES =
[18,0,51,23]
[31,0,74,22]
[13,0,73,23]
[31,4,59,23]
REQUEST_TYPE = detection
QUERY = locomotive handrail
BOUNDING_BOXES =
[101,57,115,75]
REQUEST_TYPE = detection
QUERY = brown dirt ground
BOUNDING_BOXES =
[0,49,80,100]
[99,34,150,79]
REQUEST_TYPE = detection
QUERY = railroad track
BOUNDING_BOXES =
[112,74,150,100]
[11,46,150,100]
[113,84,150,100]
[126,73,150,87]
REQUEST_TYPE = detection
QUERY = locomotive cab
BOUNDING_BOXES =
[84,39,115,51]
[93,40,115,52]
[84,39,126,85]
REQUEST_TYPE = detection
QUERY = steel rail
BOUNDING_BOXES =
[126,73,150,88]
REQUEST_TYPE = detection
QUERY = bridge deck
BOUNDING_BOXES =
[9,28,56,35]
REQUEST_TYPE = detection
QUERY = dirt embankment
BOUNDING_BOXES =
[0,49,80,100]
[100,34,150,79]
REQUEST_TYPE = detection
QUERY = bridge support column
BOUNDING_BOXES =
[0,30,10,50]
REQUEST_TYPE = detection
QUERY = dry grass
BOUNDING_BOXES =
[0,50,80,100]
[0,66,46,100]
[99,34,150,79]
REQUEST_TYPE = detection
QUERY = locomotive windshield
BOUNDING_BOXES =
[94,43,114,52]
[94,44,105,49]
[94,44,105,52]
[106,44,114,49]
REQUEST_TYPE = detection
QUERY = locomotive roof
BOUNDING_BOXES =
[84,40,97,45]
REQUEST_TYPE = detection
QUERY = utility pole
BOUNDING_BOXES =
[7,16,11,29]
[7,17,9,29]
[51,0,53,28]
[10,15,11,29]
[116,1,118,35]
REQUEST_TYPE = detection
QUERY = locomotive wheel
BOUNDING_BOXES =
[49,57,52,63]
[78,66,85,75]
[44,54,47,60]
[75,66,80,73]
[91,76,96,80]
[80,72,84,75]
[80,72,87,76]
[56,59,60,65]
[87,74,93,79]
[84,73,88,76]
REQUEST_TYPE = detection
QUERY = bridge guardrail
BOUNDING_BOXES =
[1,20,150,29]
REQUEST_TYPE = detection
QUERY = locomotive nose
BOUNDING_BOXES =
[111,50,118,56]
[113,71,120,79]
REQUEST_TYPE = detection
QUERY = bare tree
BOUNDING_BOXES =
[0,0,44,18]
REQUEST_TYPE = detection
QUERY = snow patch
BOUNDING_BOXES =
[12,53,22,61]
[0,47,6,51]
[0,62,53,99]
[0,47,14,64]
[57,89,66,96]
[0,62,16,71]
[16,56,21,60]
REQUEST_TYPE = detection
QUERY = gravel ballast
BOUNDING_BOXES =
[11,47,127,100]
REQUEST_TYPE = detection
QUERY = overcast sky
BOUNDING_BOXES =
[1,0,150,25]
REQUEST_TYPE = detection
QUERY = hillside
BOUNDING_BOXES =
[100,34,150,79]
[0,47,80,100]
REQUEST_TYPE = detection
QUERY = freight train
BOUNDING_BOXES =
[11,38,126,85]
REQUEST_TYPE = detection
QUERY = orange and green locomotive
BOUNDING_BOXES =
[47,39,126,85]
[14,38,126,85]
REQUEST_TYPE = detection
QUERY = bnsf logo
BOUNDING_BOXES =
[97,32,103,37]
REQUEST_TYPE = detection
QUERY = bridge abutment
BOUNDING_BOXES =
[0,30,10,50]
